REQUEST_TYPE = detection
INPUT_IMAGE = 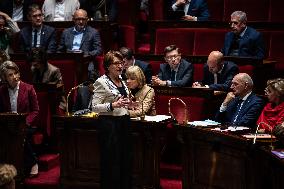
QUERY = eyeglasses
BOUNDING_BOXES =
[229,21,241,25]
[111,61,123,66]
[74,17,88,21]
[165,54,180,61]
[31,13,43,18]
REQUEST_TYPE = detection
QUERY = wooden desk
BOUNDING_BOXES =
[181,126,284,189]
[54,115,168,189]
[182,126,256,189]
[0,113,26,178]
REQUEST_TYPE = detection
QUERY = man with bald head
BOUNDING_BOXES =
[215,73,264,128]
[192,51,239,91]
[58,9,102,79]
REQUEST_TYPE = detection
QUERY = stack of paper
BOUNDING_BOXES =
[187,119,221,127]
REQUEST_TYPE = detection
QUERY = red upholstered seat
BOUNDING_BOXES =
[269,1,284,22]
[193,64,204,82]
[149,60,163,76]
[155,95,209,122]
[137,43,150,54]
[193,28,228,55]
[155,28,195,55]
[119,25,135,51]
[239,65,254,77]
[269,31,284,73]
[15,60,32,82]
[149,0,164,20]
[49,60,78,93]
[224,0,270,22]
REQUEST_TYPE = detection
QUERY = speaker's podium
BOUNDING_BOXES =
[54,114,171,189]
[0,113,27,177]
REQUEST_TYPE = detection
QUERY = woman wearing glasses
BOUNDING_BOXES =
[91,51,135,189]
[257,78,284,132]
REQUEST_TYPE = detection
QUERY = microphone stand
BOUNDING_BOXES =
[168,97,188,125]
[253,122,274,150]
[66,83,84,116]
[103,0,109,21]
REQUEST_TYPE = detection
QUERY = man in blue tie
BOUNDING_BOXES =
[215,73,264,129]
[151,44,194,87]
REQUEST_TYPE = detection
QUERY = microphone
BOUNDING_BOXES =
[168,97,188,125]
[253,122,274,149]
[66,80,95,116]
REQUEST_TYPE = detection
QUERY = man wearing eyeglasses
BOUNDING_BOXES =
[58,9,102,80]
[152,44,193,87]
[19,4,57,53]
[221,11,265,59]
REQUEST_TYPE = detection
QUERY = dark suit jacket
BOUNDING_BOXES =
[158,59,194,87]
[221,26,265,59]
[0,0,32,21]
[215,93,264,129]
[58,26,102,57]
[31,63,63,84]
[202,61,239,91]
[0,81,39,127]
[19,24,57,53]
[171,0,210,21]
[72,86,92,111]
[135,59,152,84]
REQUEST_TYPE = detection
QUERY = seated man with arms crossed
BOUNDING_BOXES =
[192,51,239,91]
[152,44,194,87]
[215,73,264,129]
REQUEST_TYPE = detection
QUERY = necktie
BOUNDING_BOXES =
[214,73,218,84]
[171,70,176,81]
[33,29,38,47]
[233,99,244,123]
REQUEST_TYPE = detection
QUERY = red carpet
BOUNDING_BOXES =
[160,178,182,189]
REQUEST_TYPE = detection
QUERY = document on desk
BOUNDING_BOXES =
[271,150,284,158]
[213,126,250,132]
[242,133,276,139]
[131,115,171,122]
[188,120,221,127]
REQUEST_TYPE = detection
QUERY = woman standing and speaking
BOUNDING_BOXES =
[91,50,134,189]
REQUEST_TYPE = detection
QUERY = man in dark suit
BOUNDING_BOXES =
[0,0,32,21]
[152,45,194,87]
[192,51,239,91]
[215,73,264,129]
[19,4,57,53]
[170,0,210,21]
[221,11,265,59]
[119,47,152,84]
[57,9,102,79]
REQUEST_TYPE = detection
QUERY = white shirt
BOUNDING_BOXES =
[54,0,66,21]
[8,81,20,113]
[12,3,23,22]
[172,0,191,14]
[32,27,42,48]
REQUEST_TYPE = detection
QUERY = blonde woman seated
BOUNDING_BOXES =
[0,164,17,189]
[126,66,156,117]
[257,78,284,132]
